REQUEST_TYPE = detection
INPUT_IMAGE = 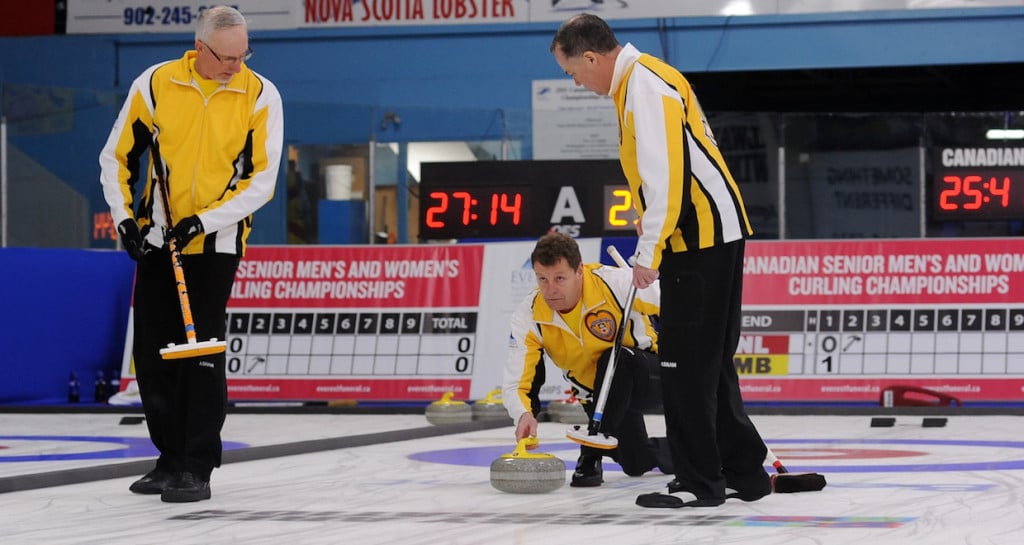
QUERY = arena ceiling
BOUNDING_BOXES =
[689,62,1024,113]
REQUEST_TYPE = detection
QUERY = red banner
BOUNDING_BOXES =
[231,245,483,308]
[117,238,1024,404]
[743,238,1024,306]
[737,238,1024,403]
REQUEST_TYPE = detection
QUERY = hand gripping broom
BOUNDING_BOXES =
[155,175,227,360]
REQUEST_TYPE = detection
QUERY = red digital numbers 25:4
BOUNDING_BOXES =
[938,175,1010,210]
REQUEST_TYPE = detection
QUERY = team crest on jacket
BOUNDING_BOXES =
[585,310,617,342]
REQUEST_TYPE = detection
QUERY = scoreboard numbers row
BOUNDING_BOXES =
[225,311,477,377]
[740,307,1024,376]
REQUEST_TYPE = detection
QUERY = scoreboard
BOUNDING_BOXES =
[735,238,1024,402]
[931,147,1024,221]
[738,307,1024,375]
[217,244,487,401]
[418,160,637,240]
[117,237,1024,404]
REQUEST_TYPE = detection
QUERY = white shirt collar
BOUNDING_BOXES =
[609,43,642,97]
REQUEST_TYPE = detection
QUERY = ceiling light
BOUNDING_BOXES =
[985,129,1024,140]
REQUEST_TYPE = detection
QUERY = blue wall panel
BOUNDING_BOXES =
[0,249,134,403]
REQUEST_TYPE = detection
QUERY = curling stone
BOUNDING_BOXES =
[472,389,510,422]
[490,437,565,494]
[547,390,588,424]
[425,391,472,425]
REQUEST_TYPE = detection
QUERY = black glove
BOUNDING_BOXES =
[117,219,149,261]
[165,215,204,248]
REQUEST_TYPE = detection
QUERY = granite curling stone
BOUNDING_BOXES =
[472,388,511,422]
[547,390,588,424]
[490,436,566,494]
[425,391,473,425]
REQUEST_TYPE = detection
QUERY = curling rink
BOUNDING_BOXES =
[2,410,1023,544]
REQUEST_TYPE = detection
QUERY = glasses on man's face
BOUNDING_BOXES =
[200,40,253,65]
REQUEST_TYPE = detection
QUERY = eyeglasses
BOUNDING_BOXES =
[200,40,253,65]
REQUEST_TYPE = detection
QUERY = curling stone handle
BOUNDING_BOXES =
[514,436,539,455]
[483,388,502,404]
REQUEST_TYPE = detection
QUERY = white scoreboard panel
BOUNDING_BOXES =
[118,237,1024,403]
[117,239,607,403]
[738,307,1024,376]
[735,238,1024,402]
[215,244,486,401]
[225,310,478,379]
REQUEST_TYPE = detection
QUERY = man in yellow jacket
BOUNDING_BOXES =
[99,6,283,503]
[550,14,771,508]
[503,233,672,487]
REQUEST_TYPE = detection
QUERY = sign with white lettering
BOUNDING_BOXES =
[118,240,603,403]
[68,0,1021,33]
[117,238,1024,404]
[223,245,487,401]
[737,238,1024,402]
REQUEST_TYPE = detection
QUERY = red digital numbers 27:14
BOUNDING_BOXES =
[425,191,523,228]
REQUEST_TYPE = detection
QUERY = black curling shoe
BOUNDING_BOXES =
[129,469,174,495]
[570,455,604,487]
[160,472,211,503]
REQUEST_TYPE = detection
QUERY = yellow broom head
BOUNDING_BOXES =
[159,339,227,360]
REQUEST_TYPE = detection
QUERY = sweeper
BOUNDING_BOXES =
[563,247,826,500]
[503,234,671,487]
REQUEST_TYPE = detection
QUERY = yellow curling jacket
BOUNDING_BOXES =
[610,43,753,271]
[99,51,283,256]
[502,263,660,425]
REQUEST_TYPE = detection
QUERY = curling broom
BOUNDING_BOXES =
[156,175,226,360]
[566,245,635,450]
[766,445,827,493]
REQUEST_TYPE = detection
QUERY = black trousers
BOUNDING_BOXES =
[656,239,768,498]
[132,247,239,479]
[581,347,671,476]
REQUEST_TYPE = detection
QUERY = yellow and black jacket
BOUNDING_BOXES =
[99,50,283,256]
[502,264,660,424]
[610,43,752,270]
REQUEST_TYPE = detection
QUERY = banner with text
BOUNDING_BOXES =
[736,238,1024,403]
[118,238,1024,404]
[69,0,1013,33]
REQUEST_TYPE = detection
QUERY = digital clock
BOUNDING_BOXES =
[933,170,1023,218]
[930,147,1024,221]
[418,160,637,240]
[422,186,531,239]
